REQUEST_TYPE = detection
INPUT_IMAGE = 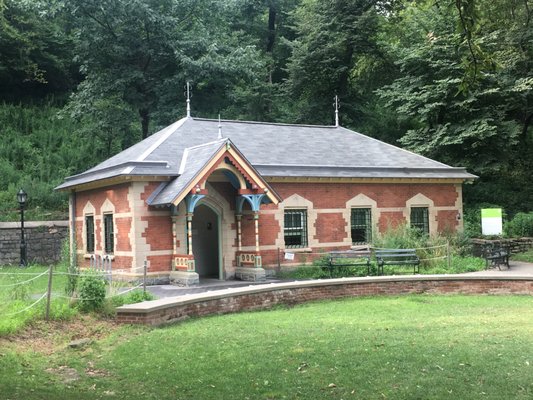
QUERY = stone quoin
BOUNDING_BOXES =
[56,115,476,285]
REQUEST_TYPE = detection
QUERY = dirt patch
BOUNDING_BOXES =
[0,315,119,355]
[45,365,81,384]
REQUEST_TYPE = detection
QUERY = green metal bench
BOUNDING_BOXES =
[375,249,420,275]
[327,249,371,277]
[482,244,510,270]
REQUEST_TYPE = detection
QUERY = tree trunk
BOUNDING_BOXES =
[139,108,150,139]
[266,6,276,53]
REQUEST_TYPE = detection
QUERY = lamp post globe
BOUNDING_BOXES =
[17,189,28,207]
[17,189,27,267]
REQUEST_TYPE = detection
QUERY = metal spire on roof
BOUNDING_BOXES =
[185,82,192,118]
[218,114,222,139]
[333,95,340,127]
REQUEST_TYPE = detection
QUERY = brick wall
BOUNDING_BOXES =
[116,276,533,326]
[0,221,68,265]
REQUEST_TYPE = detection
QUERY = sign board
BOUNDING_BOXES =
[481,208,503,235]
[284,252,295,261]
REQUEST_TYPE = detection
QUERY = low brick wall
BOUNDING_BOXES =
[116,276,533,326]
[0,221,68,265]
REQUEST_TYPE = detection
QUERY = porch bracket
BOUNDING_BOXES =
[237,194,266,213]
[185,194,205,214]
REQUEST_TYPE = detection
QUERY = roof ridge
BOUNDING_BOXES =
[135,117,188,162]
[192,117,336,129]
[253,163,468,171]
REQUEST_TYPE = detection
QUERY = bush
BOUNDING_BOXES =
[78,271,106,312]
[506,212,533,237]
[110,290,156,307]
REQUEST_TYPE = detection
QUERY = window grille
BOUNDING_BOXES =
[410,207,429,235]
[85,215,95,253]
[104,214,114,254]
[284,209,308,248]
[351,208,372,244]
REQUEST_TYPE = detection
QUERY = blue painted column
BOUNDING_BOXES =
[184,194,205,259]
[236,194,266,266]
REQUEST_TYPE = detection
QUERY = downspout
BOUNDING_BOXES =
[69,190,77,267]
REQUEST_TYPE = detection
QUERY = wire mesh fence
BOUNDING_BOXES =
[0,258,150,321]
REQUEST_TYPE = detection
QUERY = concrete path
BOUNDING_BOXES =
[464,260,533,277]
[146,278,283,298]
[146,261,533,299]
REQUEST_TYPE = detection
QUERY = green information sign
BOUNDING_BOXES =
[481,208,503,235]
[481,209,502,218]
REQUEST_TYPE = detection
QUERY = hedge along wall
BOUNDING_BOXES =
[116,276,533,326]
[0,221,68,265]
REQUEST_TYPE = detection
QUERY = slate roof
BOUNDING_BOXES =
[149,139,226,205]
[56,117,477,195]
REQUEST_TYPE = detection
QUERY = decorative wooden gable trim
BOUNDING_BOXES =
[171,140,281,207]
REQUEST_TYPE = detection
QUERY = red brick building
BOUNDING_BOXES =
[57,117,475,285]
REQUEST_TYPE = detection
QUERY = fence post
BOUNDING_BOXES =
[447,241,451,270]
[143,259,147,294]
[45,266,54,320]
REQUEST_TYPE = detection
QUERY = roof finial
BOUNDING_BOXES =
[218,114,222,139]
[333,95,340,127]
[185,81,192,118]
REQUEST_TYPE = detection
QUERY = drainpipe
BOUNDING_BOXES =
[69,190,77,267]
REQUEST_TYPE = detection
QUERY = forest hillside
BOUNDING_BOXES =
[1,0,531,222]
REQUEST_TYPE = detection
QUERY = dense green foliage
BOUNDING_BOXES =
[506,212,533,237]
[77,271,107,312]
[0,0,531,220]
[2,296,533,399]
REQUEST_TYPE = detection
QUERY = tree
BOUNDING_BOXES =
[376,0,533,212]
[0,0,75,101]
[66,0,185,138]
[285,0,391,126]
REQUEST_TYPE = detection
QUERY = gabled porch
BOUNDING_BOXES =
[147,138,281,286]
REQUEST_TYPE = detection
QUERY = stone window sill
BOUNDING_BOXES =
[284,247,312,253]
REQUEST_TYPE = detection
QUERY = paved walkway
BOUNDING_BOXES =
[464,260,533,276]
[146,261,533,299]
[146,277,283,298]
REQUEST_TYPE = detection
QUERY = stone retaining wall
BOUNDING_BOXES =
[471,237,533,256]
[116,276,533,326]
[0,221,68,265]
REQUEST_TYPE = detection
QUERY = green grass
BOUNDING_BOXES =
[511,249,533,263]
[0,264,153,335]
[1,295,533,399]
[0,264,76,335]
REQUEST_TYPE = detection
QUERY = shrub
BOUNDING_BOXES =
[59,239,79,296]
[78,271,107,312]
[506,212,533,237]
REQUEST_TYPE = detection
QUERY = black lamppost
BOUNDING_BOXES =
[17,189,28,267]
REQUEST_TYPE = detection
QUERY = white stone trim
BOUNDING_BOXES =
[274,194,317,250]
[101,198,116,255]
[82,201,96,254]
[344,194,379,245]
[455,184,464,232]
[404,193,436,235]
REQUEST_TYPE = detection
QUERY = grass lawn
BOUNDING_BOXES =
[1,295,533,399]
[0,264,75,335]
[511,249,533,263]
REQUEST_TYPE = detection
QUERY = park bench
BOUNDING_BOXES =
[326,248,371,277]
[375,249,420,275]
[482,244,510,270]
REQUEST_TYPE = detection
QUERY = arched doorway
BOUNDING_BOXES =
[192,204,221,279]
